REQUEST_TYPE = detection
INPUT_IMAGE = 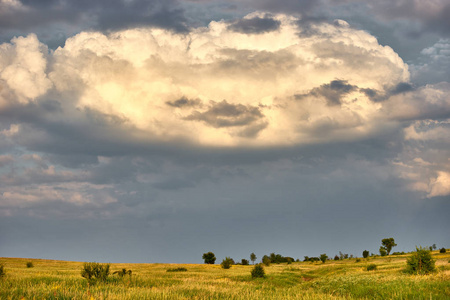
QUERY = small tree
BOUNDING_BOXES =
[379,246,387,257]
[362,250,369,259]
[440,248,446,253]
[432,244,437,250]
[250,253,257,265]
[262,256,271,266]
[381,238,397,255]
[202,252,216,264]
[241,259,249,265]
[221,257,233,269]
[320,254,328,263]
[251,264,265,278]
[334,255,339,261]
[406,247,436,275]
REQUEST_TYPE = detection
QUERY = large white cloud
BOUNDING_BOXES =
[38,12,410,146]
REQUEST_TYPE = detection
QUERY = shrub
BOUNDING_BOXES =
[26,262,34,268]
[251,264,265,278]
[241,259,249,265]
[356,258,361,263]
[167,267,187,272]
[202,252,216,264]
[366,264,377,271]
[221,257,234,269]
[262,256,271,266]
[379,246,387,257]
[362,250,369,258]
[334,255,339,261]
[320,254,328,263]
[81,262,110,282]
[113,268,132,277]
[440,248,446,253]
[0,264,5,277]
[406,246,436,275]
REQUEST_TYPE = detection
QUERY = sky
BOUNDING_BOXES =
[0,0,449,264]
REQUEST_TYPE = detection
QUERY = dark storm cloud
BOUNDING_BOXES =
[166,96,202,108]
[185,100,265,128]
[0,0,188,34]
[295,80,357,105]
[228,16,281,34]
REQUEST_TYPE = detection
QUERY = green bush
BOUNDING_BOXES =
[440,248,446,253]
[251,264,265,278]
[334,255,339,261]
[166,267,187,272]
[356,258,361,263]
[262,256,271,266]
[0,264,5,277]
[241,259,249,265]
[366,264,377,271]
[379,246,387,257]
[81,262,110,282]
[320,254,328,263]
[113,268,132,277]
[26,262,34,268]
[362,250,369,258]
[406,246,436,275]
[221,257,234,269]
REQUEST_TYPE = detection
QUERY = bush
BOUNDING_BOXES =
[26,262,34,268]
[320,254,328,263]
[113,268,132,277]
[251,264,265,278]
[379,246,387,257]
[81,262,110,282]
[0,264,5,277]
[262,256,271,266]
[202,252,216,264]
[356,258,361,263]
[240,259,249,265]
[362,250,369,258]
[334,255,339,261]
[167,267,187,272]
[406,246,436,275]
[221,257,234,269]
[366,264,377,271]
[440,248,446,253]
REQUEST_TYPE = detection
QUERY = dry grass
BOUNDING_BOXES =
[1,251,449,299]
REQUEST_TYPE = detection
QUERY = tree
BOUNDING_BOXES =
[379,246,387,256]
[432,244,437,250]
[334,255,339,261]
[320,254,328,263]
[440,248,446,253]
[381,238,397,255]
[406,246,436,275]
[362,250,369,259]
[221,257,234,269]
[202,252,216,264]
[250,253,257,265]
[241,259,249,265]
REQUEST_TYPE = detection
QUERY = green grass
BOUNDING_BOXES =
[1,251,449,299]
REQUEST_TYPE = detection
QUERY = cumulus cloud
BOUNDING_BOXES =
[1,10,449,221]
[6,11,406,148]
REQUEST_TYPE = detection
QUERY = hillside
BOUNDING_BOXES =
[1,251,449,299]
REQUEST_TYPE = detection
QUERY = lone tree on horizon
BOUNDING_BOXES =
[202,252,216,264]
[381,238,397,255]
[250,253,257,265]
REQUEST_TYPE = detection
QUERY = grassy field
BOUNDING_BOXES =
[1,251,449,299]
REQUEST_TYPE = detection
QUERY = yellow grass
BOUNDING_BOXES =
[1,251,449,299]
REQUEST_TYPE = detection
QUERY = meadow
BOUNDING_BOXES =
[1,251,449,299]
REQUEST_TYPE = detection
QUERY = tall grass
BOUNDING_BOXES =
[0,252,449,299]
